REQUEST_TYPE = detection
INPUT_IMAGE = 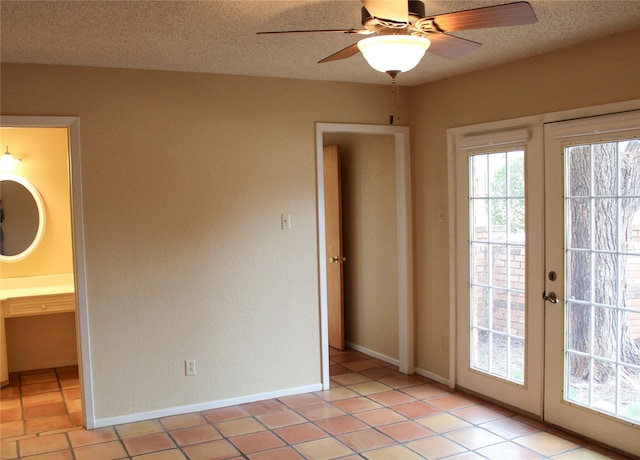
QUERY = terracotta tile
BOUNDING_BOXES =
[379,375,425,389]
[362,445,424,459]
[332,397,382,414]
[123,432,176,456]
[1,440,18,459]
[553,447,621,459]
[337,428,396,452]
[0,397,21,409]
[1,407,23,422]
[24,401,68,419]
[314,386,359,402]
[21,382,61,396]
[59,376,80,389]
[215,417,266,437]
[170,423,222,446]
[476,441,542,459]
[342,360,382,372]
[480,417,540,439]
[514,432,579,456]
[348,381,392,396]
[24,414,72,433]
[67,426,118,447]
[415,413,471,433]
[452,405,509,424]
[70,410,83,426]
[133,450,187,459]
[21,370,58,385]
[247,445,304,459]
[116,419,165,439]
[314,415,368,435]
[62,388,81,400]
[160,412,207,431]
[65,398,82,413]
[202,406,248,423]
[73,440,129,460]
[19,433,69,456]
[445,426,504,449]
[392,400,440,419]
[241,399,285,415]
[1,386,21,399]
[329,352,364,364]
[274,423,329,444]
[406,435,468,458]
[278,393,324,409]
[359,367,402,380]
[256,409,306,429]
[329,364,351,376]
[22,391,63,407]
[354,408,407,427]
[400,384,450,400]
[0,420,24,437]
[368,390,415,407]
[428,393,480,411]
[294,437,354,460]
[444,453,487,459]
[230,431,285,454]
[23,450,74,460]
[181,439,240,460]
[295,403,344,421]
[330,373,371,386]
[378,420,434,442]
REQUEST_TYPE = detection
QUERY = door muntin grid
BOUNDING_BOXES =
[470,150,526,384]
[563,139,640,424]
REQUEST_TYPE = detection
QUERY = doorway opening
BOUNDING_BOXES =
[0,116,93,428]
[315,123,414,389]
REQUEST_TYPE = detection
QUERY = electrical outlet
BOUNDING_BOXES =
[281,213,291,229]
[185,359,196,376]
[441,337,449,352]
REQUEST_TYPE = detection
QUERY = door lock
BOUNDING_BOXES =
[330,256,347,263]
[543,291,559,303]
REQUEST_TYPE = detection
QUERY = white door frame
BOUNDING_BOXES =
[316,123,414,389]
[1,115,95,428]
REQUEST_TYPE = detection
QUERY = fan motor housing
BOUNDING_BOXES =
[361,0,426,26]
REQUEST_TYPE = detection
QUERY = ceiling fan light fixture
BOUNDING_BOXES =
[357,34,430,74]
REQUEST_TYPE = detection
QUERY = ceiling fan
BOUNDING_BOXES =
[258,0,537,78]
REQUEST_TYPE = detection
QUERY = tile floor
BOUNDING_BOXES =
[1,348,635,459]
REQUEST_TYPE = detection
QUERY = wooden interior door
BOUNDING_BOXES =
[324,145,345,350]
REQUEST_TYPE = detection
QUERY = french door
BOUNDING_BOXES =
[455,126,545,417]
[544,111,640,456]
[455,110,640,456]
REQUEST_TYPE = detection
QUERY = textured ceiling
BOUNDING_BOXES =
[2,0,640,87]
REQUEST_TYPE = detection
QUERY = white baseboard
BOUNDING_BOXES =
[414,367,452,388]
[345,341,399,367]
[93,383,323,428]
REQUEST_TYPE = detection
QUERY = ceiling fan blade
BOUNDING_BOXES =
[257,28,369,35]
[361,0,409,23]
[318,43,361,63]
[432,2,537,32]
[427,33,482,60]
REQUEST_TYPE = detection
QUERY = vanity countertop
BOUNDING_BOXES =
[0,274,75,301]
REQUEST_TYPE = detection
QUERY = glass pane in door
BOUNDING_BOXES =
[469,150,525,384]
[564,139,640,423]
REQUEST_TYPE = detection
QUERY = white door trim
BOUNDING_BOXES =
[315,123,414,388]
[0,115,94,428]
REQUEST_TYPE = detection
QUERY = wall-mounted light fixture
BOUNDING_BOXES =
[0,146,21,171]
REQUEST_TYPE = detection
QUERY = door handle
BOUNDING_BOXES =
[543,291,559,303]
[330,256,347,263]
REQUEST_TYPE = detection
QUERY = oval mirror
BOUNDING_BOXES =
[0,174,46,262]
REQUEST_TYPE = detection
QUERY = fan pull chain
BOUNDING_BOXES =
[388,72,400,125]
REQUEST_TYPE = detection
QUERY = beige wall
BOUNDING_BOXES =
[0,64,407,420]
[410,28,640,378]
[324,133,398,360]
